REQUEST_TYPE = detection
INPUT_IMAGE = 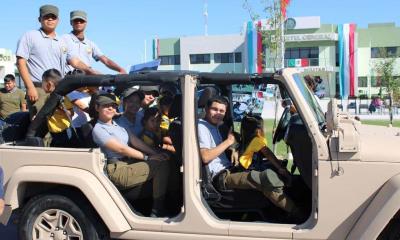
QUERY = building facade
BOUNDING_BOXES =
[154,17,400,98]
[0,48,17,85]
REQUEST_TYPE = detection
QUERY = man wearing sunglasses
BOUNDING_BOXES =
[16,5,97,119]
[63,10,127,74]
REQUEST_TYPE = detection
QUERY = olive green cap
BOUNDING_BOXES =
[96,93,117,106]
[70,10,87,21]
[39,5,59,17]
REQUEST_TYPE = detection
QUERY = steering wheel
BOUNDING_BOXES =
[273,107,291,144]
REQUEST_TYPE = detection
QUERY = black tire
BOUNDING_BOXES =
[18,194,108,240]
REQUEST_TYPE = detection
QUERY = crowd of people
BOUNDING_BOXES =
[0,4,182,218]
[0,4,307,220]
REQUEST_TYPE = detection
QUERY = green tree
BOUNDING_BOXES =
[242,0,285,71]
[374,58,400,125]
[242,0,288,154]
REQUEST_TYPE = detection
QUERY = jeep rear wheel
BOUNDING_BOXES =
[18,194,106,240]
[32,208,83,239]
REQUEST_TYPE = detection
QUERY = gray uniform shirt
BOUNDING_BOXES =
[63,32,104,72]
[198,119,231,178]
[92,120,129,160]
[16,29,71,82]
[115,114,143,137]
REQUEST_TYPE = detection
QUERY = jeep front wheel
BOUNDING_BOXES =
[18,194,105,240]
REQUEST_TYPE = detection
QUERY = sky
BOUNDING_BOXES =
[0,0,399,74]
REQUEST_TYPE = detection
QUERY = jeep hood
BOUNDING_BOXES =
[358,124,400,163]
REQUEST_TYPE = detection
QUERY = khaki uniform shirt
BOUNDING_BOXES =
[0,87,26,119]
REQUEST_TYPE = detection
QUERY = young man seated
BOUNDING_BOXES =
[198,96,301,216]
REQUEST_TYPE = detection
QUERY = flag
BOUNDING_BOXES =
[338,23,357,98]
[281,0,291,19]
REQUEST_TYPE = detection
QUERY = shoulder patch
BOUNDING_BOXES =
[86,46,92,55]
[61,46,68,54]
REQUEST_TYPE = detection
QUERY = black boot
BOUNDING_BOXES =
[150,196,167,217]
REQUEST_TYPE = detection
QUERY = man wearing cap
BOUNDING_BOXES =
[16,4,97,119]
[0,74,27,121]
[63,10,127,74]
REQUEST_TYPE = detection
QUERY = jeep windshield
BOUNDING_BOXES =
[292,73,325,126]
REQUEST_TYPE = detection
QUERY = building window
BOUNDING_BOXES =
[387,47,398,57]
[235,52,242,63]
[215,53,232,63]
[371,47,400,58]
[371,76,381,87]
[160,55,180,65]
[300,48,309,58]
[310,48,319,58]
[214,52,242,63]
[285,47,319,59]
[284,47,319,67]
[309,58,319,66]
[190,54,210,64]
[335,44,339,67]
[358,77,368,87]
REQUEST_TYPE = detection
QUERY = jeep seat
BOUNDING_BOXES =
[201,166,272,221]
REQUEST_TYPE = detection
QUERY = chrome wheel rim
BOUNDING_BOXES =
[32,209,83,240]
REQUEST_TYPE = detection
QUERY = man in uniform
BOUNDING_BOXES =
[198,96,301,216]
[16,5,96,119]
[0,74,26,121]
[63,10,127,74]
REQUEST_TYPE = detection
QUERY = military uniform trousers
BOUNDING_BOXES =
[218,168,296,213]
[106,159,169,199]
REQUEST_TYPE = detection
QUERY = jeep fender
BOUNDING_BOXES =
[4,166,130,233]
[347,173,400,240]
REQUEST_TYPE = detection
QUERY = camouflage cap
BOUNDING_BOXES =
[39,5,59,17]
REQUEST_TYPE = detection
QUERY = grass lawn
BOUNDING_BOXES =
[264,119,400,159]
[361,119,400,128]
[264,119,289,158]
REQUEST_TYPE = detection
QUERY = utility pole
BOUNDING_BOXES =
[203,0,208,36]
[144,40,147,62]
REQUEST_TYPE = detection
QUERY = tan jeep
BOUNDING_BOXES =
[0,68,400,240]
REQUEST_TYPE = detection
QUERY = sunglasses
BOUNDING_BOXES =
[72,19,86,24]
[144,91,159,98]
[42,14,58,20]
[101,103,118,109]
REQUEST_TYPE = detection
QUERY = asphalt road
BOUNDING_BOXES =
[0,214,18,240]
